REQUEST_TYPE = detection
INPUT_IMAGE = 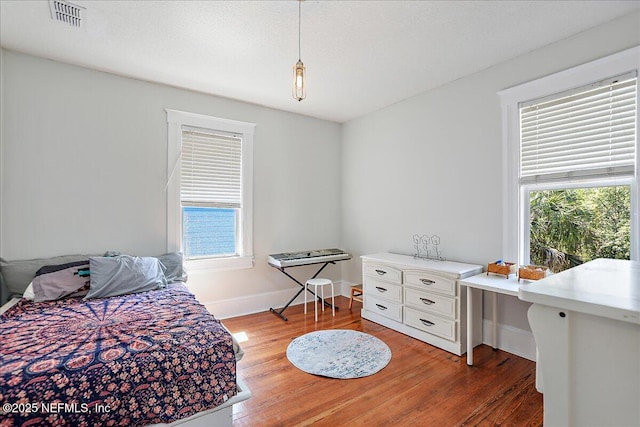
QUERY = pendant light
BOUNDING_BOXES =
[292,0,306,101]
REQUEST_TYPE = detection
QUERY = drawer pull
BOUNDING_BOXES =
[375,304,388,311]
[420,278,435,285]
[420,297,435,305]
[375,286,388,293]
[375,269,387,276]
[420,319,435,326]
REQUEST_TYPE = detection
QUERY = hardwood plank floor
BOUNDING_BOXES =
[222,296,543,426]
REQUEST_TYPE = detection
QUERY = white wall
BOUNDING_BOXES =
[341,11,640,356]
[0,49,343,314]
[1,10,638,349]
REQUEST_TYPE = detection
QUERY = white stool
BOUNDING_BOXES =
[304,278,335,322]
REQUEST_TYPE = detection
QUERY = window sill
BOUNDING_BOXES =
[185,256,254,272]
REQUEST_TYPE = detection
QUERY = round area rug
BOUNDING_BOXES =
[286,329,391,379]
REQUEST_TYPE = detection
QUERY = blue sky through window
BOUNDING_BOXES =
[182,207,237,258]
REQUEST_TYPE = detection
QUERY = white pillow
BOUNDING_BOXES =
[23,282,35,300]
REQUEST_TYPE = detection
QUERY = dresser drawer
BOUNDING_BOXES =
[363,263,402,284]
[364,278,402,303]
[404,307,456,342]
[364,295,402,322]
[404,270,456,296]
[404,288,456,319]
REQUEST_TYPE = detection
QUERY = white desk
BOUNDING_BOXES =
[459,273,522,366]
[519,259,640,426]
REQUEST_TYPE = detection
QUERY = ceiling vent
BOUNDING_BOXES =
[49,0,85,27]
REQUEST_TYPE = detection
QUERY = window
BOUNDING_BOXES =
[181,128,241,258]
[499,47,639,268]
[528,186,631,272]
[166,110,255,271]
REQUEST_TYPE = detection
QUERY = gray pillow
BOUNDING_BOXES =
[156,252,187,283]
[0,272,8,305]
[85,256,167,300]
[0,255,90,298]
[102,251,187,283]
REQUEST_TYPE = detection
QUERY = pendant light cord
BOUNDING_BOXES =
[298,0,301,60]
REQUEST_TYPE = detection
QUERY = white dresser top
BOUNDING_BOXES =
[361,252,483,277]
[519,258,640,325]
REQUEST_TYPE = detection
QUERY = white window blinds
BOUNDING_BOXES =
[519,72,637,184]
[181,126,242,208]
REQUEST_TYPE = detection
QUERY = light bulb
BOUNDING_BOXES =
[292,59,306,101]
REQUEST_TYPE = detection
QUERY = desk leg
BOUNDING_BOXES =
[492,292,498,350]
[467,285,473,366]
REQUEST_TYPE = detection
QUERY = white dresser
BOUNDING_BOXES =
[361,253,483,356]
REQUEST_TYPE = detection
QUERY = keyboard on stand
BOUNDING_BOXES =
[268,248,352,268]
[267,248,352,321]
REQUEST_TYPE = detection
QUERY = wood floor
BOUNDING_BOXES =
[222,296,543,427]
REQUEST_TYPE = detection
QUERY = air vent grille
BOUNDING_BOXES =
[49,0,84,27]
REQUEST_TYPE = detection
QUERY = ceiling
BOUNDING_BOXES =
[1,1,638,123]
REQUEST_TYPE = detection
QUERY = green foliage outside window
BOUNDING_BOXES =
[529,186,631,273]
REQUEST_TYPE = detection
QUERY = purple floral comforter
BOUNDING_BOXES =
[0,284,237,426]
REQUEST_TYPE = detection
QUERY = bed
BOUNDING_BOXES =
[0,253,250,427]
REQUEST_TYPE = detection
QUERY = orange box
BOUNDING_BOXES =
[487,262,516,278]
[518,265,548,281]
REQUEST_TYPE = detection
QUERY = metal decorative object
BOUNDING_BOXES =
[412,234,445,261]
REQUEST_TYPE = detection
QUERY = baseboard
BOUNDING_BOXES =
[482,319,537,362]
[204,280,352,319]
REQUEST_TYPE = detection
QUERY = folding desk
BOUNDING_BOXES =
[459,273,522,366]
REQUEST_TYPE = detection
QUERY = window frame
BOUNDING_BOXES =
[499,47,640,265]
[166,109,255,271]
